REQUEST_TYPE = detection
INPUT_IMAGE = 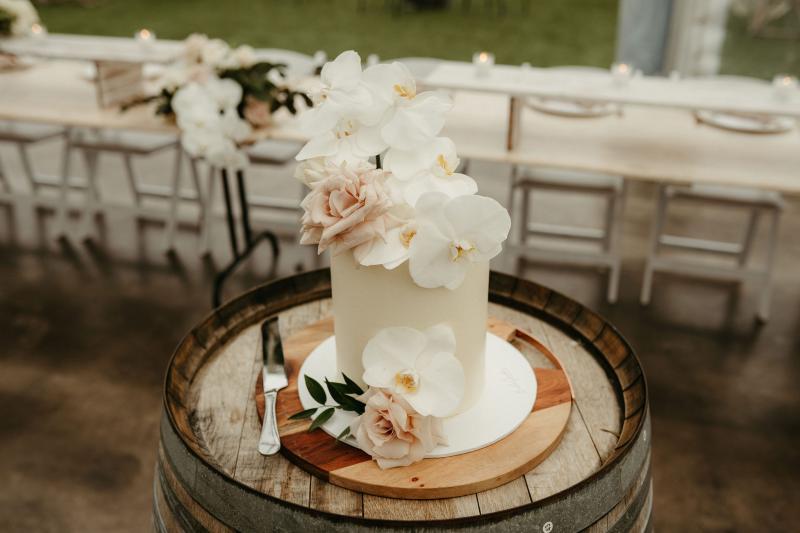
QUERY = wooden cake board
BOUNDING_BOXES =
[256,317,573,500]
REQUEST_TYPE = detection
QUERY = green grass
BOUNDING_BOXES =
[719,12,800,79]
[36,0,619,67]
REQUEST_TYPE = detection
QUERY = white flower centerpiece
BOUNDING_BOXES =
[291,51,511,469]
[0,0,39,38]
[128,33,312,170]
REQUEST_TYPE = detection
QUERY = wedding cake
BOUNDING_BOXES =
[294,51,511,468]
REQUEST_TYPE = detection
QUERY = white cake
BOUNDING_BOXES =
[293,50,511,468]
[331,251,489,413]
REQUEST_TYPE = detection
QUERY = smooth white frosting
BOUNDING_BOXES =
[330,252,489,414]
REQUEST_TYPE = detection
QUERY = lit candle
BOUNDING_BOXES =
[134,28,156,49]
[610,62,633,87]
[772,74,798,101]
[518,61,531,83]
[29,23,47,38]
[473,51,494,78]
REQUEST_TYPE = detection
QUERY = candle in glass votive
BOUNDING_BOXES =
[772,74,798,100]
[135,28,156,49]
[29,23,47,38]
[611,62,633,86]
[518,61,531,82]
[473,51,494,78]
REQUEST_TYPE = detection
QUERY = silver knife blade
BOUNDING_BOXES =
[261,318,288,392]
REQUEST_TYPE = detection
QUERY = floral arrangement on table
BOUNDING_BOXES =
[137,33,311,169]
[290,51,511,469]
[0,0,38,37]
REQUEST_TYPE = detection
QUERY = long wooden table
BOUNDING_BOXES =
[424,62,800,118]
[1,59,798,195]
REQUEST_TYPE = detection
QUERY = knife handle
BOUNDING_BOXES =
[258,390,281,455]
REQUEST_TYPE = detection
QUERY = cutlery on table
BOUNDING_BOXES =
[258,317,287,456]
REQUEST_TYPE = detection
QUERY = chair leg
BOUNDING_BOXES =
[199,164,217,256]
[188,156,205,223]
[53,128,75,238]
[738,207,760,266]
[78,149,101,240]
[756,209,780,322]
[518,185,530,247]
[16,143,39,193]
[640,184,668,305]
[0,151,10,193]
[602,191,616,252]
[508,165,524,245]
[122,153,142,207]
[161,146,185,253]
[606,182,626,304]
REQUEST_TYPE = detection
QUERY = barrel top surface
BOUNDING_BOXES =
[160,270,648,528]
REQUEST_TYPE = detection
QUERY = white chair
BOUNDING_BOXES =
[640,183,782,322]
[640,74,786,321]
[57,128,202,250]
[0,121,68,194]
[511,166,626,303]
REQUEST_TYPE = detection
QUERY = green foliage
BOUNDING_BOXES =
[289,373,365,436]
[288,407,318,420]
[304,374,327,405]
[34,0,619,67]
[308,407,335,432]
[220,61,310,116]
[0,10,14,37]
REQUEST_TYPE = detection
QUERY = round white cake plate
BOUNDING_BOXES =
[297,333,537,458]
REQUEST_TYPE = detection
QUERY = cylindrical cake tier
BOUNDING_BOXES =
[330,251,489,414]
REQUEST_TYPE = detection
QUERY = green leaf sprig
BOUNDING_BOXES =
[289,374,365,440]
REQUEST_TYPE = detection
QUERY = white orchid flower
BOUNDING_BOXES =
[183,33,209,63]
[296,118,386,164]
[301,51,380,135]
[409,192,511,289]
[206,137,249,170]
[362,324,465,417]
[353,204,416,269]
[362,62,453,152]
[385,137,477,206]
[181,127,223,159]
[220,107,252,143]
[204,77,243,111]
[231,45,257,69]
[200,38,231,68]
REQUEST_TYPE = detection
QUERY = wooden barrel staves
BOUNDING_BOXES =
[154,270,651,532]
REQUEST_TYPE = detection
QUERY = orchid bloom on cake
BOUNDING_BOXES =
[295,50,511,290]
[301,50,382,134]
[409,192,511,289]
[361,324,465,417]
[385,137,478,206]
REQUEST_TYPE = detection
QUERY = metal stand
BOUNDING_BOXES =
[212,168,280,308]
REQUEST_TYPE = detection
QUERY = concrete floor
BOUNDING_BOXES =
[1,139,799,531]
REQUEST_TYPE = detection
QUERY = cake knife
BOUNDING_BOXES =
[258,317,288,456]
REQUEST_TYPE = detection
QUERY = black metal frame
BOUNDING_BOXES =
[212,168,280,308]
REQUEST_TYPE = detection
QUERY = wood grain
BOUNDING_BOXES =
[255,317,572,499]
[155,269,650,530]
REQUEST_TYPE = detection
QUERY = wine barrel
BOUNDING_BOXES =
[154,270,651,532]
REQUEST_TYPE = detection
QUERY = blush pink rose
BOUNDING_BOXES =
[300,163,395,255]
[350,388,446,469]
[243,96,272,128]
